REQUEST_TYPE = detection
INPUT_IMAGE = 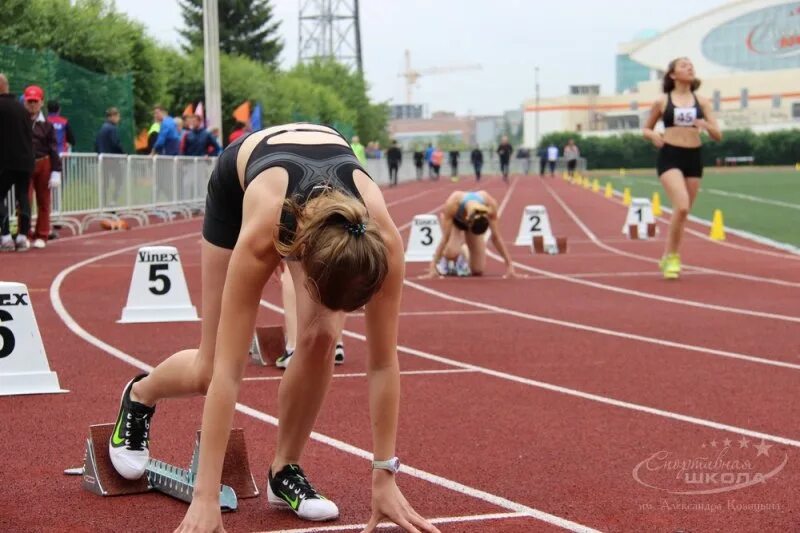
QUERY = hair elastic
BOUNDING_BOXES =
[344,222,367,236]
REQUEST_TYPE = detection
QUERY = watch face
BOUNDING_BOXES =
[390,457,400,471]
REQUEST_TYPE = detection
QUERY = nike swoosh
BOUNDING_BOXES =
[111,414,126,446]
[280,491,300,510]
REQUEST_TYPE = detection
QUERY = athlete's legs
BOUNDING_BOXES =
[281,263,298,352]
[131,239,232,405]
[659,169,691,256]
[271,261,345,471]
[464,232,487,276]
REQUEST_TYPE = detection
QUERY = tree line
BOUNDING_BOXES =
[537,129,800,169]
[0,0,388,145]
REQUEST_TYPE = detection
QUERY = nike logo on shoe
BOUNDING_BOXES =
[111,415,126,446]
[281,491,300,510]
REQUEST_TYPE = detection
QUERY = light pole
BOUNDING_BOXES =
[203,0,222,137]
[534,66,540,148]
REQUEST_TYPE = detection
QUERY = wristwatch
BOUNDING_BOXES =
[372,456,401,474]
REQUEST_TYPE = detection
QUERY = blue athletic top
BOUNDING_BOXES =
[453,192,486,230]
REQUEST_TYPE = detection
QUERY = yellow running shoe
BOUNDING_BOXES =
[659,253,681,280]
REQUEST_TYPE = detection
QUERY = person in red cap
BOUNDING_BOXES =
[23,85,62,249]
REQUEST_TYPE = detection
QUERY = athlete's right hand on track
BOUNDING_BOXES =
[417,265,442,280]
[362,471,441,533]
[174,498,225,533]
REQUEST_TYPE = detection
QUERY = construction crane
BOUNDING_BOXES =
[399,49,482,104]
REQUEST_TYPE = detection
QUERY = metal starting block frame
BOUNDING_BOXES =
[249,325,285,366]
[626,223,657,240]
[532,236,568,255]
[65,423,259,511]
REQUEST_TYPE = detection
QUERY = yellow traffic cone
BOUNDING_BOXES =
[651,192,662,216]
[604,182,613,198]
[795,162,800,171]
[583,177,591,189]
[619,168,627,177]
[562,172,569,180]
[592,179,600,193]
[623,187,632,206]
[710,209,726,241]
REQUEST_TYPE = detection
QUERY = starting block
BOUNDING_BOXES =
[119,246,199,323]
[0,281,66,396]
[515,205,567,254]
[65,423,259,510]
[622,198,658,240]
[250,325,285,366]
[532,236,568,255]
[405,214,442,262]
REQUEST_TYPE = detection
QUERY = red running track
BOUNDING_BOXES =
[1,172,799,532]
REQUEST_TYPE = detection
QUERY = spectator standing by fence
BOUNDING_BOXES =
[497,136,513,182]
[182,113,221,156]
[413,146,424,180]
[24,85,61,249]
[546,142,559,176]
[449,149,460,179]
[431,146,443,179]
[151,105,180,156]
[350,135,367,165]
[424,142,434,177]
[95,107,125,154]
[538,145,547,176]
[0,74,34,252]
[228,121,248,145]
[471,146,484,181]
[564,139,580,177]
[47,100,75,154]
[386,139,402,187]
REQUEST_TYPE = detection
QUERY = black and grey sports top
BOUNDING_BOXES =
[241,125,371,245]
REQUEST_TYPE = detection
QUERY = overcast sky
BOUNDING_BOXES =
[116,0,731,116]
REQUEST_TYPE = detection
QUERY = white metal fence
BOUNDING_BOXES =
[4,151,587,235]
[4,153,216,235]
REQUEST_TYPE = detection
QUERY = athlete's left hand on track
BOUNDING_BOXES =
[362,472,440,533]
[503,268,525,279]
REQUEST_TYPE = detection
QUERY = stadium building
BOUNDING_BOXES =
[523,0,800,145]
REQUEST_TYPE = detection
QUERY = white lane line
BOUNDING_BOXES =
[704,187,800,210]
[385,188,437,208]
[259,511,530,533]
[259,297,800,449]
[243,369,476,381]
[544,184,800,290]
[50,240,598,533]
[401,281,800,371]
[485,182,800,322]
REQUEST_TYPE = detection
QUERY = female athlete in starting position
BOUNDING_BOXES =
[426,190,516,278]
[107,123,439,533]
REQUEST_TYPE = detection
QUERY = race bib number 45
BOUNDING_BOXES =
[674,107,697,127]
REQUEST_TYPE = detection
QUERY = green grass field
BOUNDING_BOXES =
[590,167,800,248]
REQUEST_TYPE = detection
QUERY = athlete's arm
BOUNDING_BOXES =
[695,97,722,141]
[486,198,515,277]
[643,98,665,148]
[186,182,282,508]
[359,181,440,533]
